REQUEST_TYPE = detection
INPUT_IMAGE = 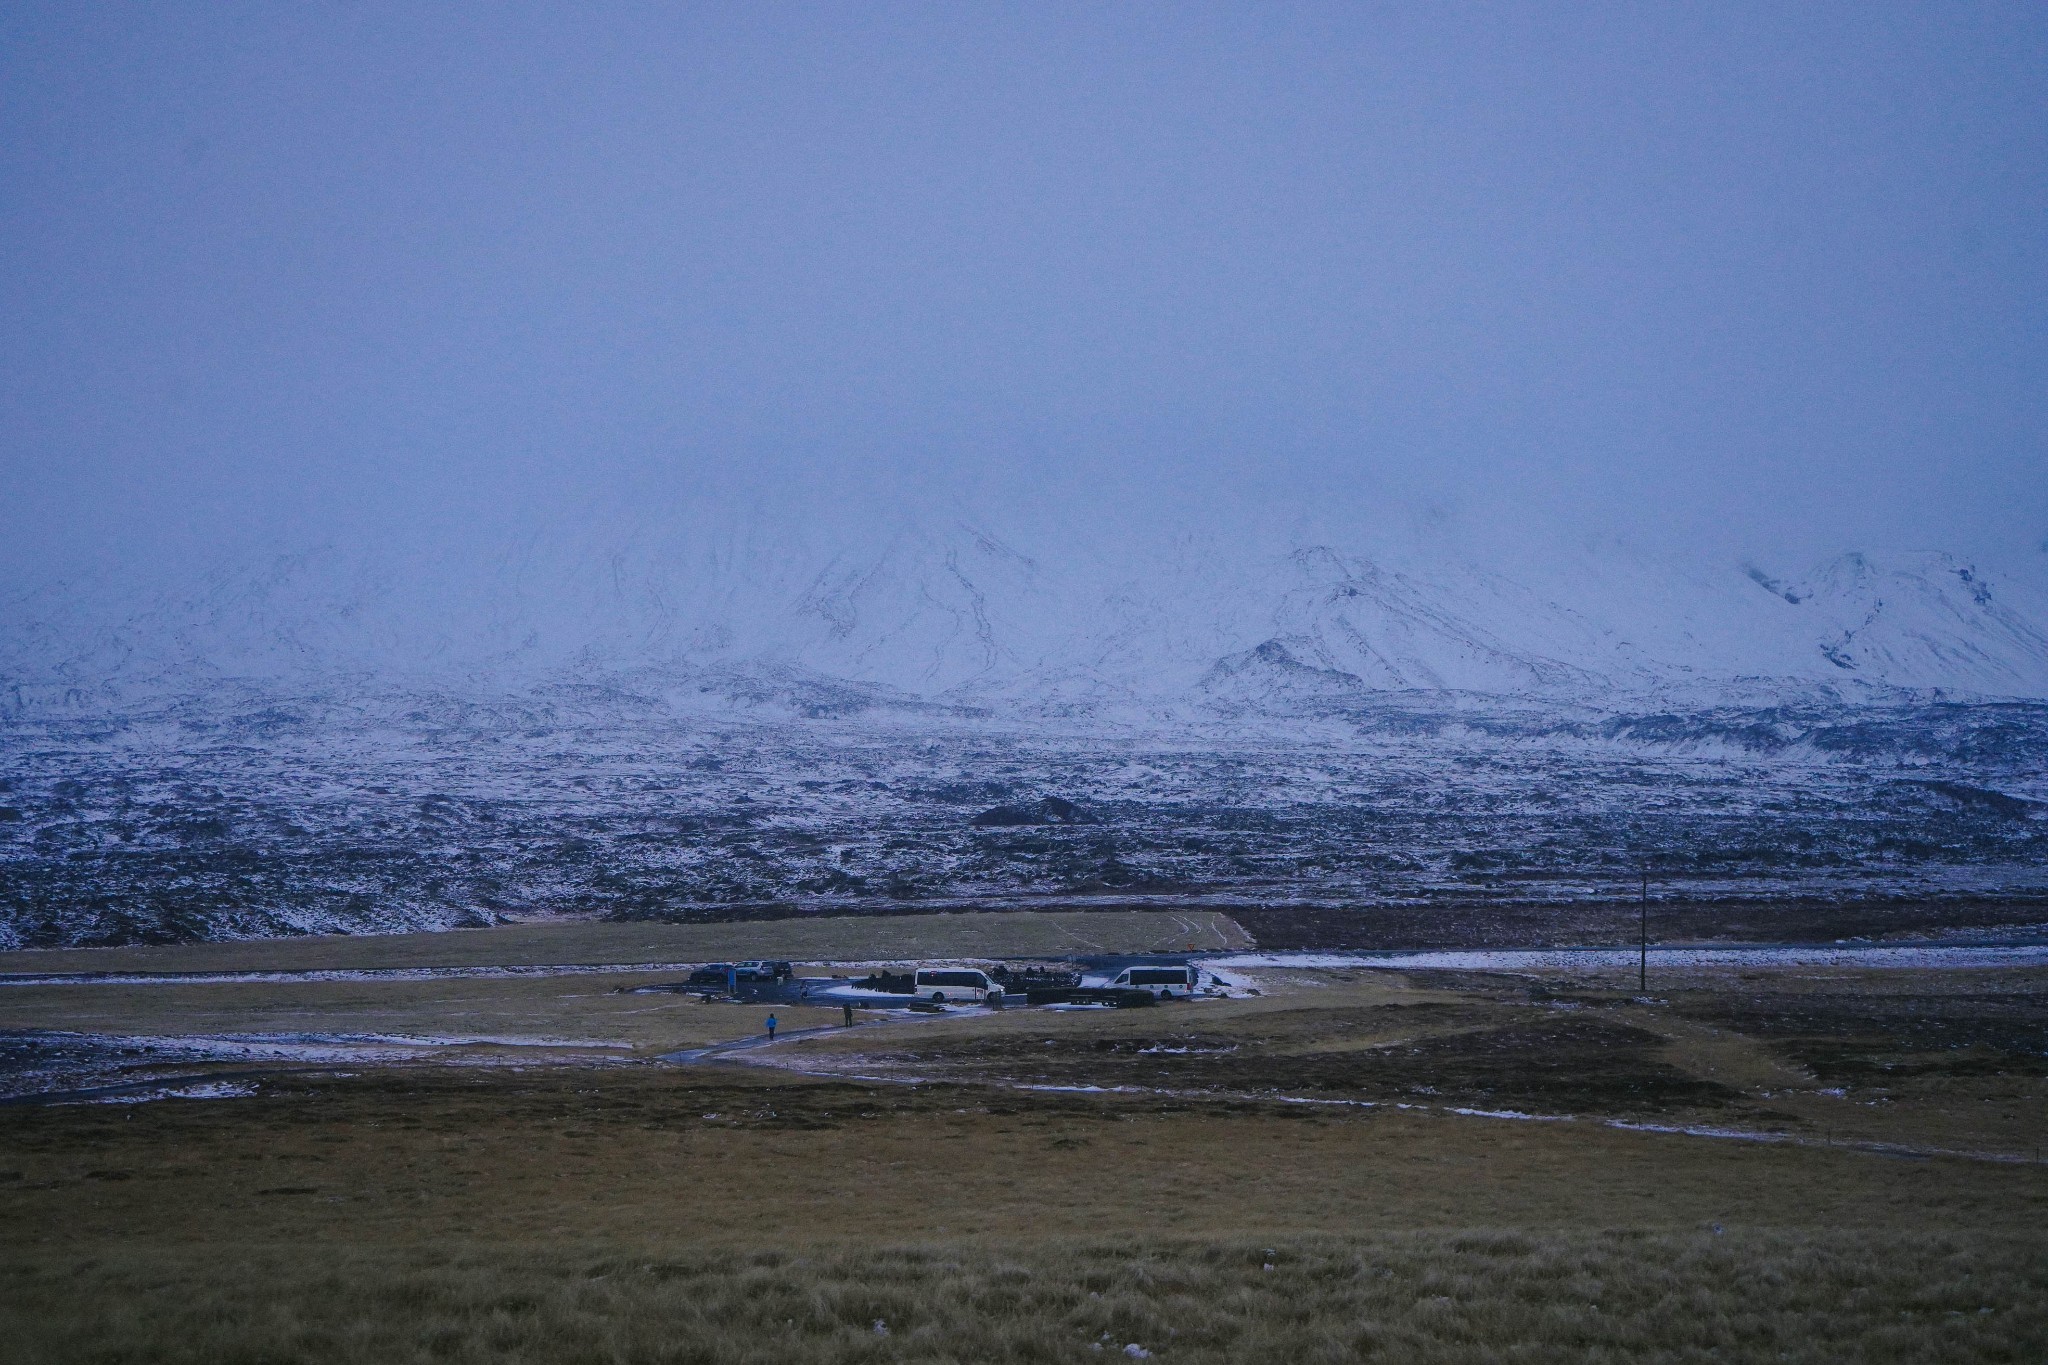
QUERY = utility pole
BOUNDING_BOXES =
[1638,868,1649,993]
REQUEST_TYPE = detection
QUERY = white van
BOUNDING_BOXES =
[913,967,1005,1005]
[1106,965,1200,998]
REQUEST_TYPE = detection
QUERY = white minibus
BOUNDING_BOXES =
[1106,965,1200,998]
[912,967,1005,1004]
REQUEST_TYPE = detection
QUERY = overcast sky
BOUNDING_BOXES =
[3,1,2044,582]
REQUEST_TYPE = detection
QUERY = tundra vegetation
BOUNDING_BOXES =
[2,915,2044,1362]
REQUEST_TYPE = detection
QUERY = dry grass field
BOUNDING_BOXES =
[4,1066,2045,1362]
[3,926,2045,1361]
[774,963,2048,1161]
[0,974,843,1054]
[0,909,1249,977]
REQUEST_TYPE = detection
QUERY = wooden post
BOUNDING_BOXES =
[1639,869,1648,994]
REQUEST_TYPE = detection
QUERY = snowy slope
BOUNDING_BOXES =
[1766,553,2048,695]
[4,516,2047,716]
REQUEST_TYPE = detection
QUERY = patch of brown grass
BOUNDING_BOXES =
[5,956,2047,1360]
[770,966,2048,1155]
[5,1231,2043,1363]
[0,974,842,1054]
[0,910,1250,976]
[5,1069,2044,1250]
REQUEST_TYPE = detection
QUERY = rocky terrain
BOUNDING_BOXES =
[4,523,2045,948]
[2,684,2043,949]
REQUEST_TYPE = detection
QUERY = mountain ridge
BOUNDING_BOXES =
[5,526,2047,719]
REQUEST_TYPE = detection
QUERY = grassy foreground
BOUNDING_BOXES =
[5,941,2045,1361]
[5,1064,2047,1362]
[8,1231,2042,1364]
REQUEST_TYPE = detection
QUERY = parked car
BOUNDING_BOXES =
[912,967,1005,1005]
[687,963,739,987]
[732,960,794,982]
[1104,965,1199,999]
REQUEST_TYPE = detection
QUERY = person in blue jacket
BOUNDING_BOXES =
[764,1013,778,1040]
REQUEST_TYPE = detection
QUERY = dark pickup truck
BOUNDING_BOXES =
[686,960,794,987]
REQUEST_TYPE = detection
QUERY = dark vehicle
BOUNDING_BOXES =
[687,963,739,987]
[852,971,915,994]
[999,966,1081,993]
[1025,985,1160,1008]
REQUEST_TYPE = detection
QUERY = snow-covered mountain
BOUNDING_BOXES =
[6,515,2044,948]
[5,517,2046,717]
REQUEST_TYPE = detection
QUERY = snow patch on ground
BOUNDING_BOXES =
[70,1080,261,1105]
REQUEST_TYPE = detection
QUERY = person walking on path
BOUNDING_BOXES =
[843,1001,855,1027]
[764,1013,778,1040]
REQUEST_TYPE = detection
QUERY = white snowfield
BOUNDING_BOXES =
[85,1031,634,1060]
[5,510,2047,715]
[25,1031,636,1066]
